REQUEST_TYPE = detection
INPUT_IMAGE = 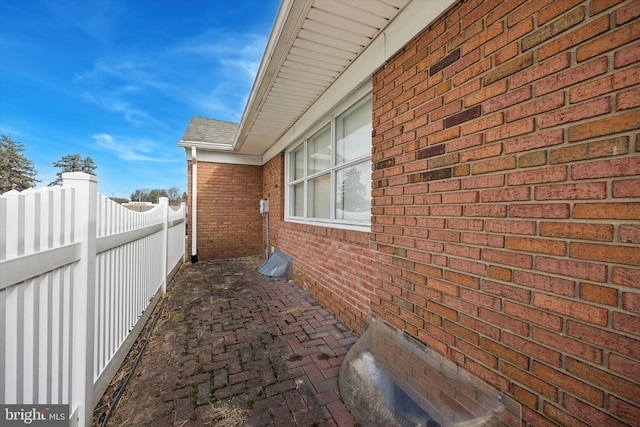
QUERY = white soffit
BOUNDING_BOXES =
[236,0,458,160]
[235,0,411,156]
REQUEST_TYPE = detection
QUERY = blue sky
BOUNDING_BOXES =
[0,0,279,198]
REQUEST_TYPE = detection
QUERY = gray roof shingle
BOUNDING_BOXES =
[181,116,238,146]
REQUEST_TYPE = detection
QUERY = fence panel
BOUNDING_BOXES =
[0,174,186,427]
[168,203,187,277]
[93,196,173,400]
[0,186,79,410]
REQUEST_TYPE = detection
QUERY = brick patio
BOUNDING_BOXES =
[102,256,359,426]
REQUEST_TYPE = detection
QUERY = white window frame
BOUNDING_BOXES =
[285,91,372,232]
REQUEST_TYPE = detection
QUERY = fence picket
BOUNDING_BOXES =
[0,173,186,426]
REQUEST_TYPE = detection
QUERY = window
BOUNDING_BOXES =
[287,94,372,229]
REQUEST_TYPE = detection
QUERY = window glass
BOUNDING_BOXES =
[291,182,304,216]
[336,97,371,165]
[308,174,331,218]
[286,93,371,227]
[307,125,331,175]
[336,161,371,221]
[291,145,305,181]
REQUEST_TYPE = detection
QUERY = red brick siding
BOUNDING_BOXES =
[372,1,639,426]
[187,161,263,260]
[262,152,284,252]
[262,155,375,332]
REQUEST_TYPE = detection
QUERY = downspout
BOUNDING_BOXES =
[191,147,198,263]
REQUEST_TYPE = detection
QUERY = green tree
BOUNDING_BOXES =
[0,134,40,193]
[49,154,97,186]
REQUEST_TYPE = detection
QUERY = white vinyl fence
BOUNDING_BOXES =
[0,172,186,426]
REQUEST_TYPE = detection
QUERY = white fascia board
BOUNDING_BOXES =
[193,150,263,166]
[180,143,261,165]
[262,0,458,164]
[178,140,234,151]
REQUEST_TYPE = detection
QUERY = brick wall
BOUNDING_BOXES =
[262,154,376,332]
[371,0,639,426]
[187,160,263,260]
[262,152,284,253]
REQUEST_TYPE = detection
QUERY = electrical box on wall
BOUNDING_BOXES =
[260,199,269,214]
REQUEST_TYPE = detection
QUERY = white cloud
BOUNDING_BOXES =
[112,102,155,128]
[175,32,266,77]
[45,0,124,47]
[73,29,268,124]
[77,92,154,127]
[92,133,174,163]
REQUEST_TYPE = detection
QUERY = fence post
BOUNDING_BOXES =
[160,197,169,294]
[63,172,97,427]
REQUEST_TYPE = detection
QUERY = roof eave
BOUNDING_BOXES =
[232,0,311,153]
[230,0,458,161]
[178,140,235,152]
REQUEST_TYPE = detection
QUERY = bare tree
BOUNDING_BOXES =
[130,187,184,204]
[166,187,181,203]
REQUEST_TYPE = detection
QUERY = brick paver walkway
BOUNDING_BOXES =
[104,257,359,426]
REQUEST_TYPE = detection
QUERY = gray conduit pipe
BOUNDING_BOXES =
[98,300,166,427]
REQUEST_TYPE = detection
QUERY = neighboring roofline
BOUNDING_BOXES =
[190,115,238,126]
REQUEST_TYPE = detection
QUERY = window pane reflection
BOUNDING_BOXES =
[307,126,331,175]
[292,182,304,217]
[308,174,330,218]
[336,161,371,221]
[336,98,371,165]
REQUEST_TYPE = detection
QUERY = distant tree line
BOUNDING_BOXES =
[129,187,187,205]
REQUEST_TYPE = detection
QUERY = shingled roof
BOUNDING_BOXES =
[180,116,238,148]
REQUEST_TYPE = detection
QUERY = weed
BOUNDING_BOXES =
[171,313,185,323]
[207,401,246,427]
[281,307,308,316]
[191,385,198,405]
